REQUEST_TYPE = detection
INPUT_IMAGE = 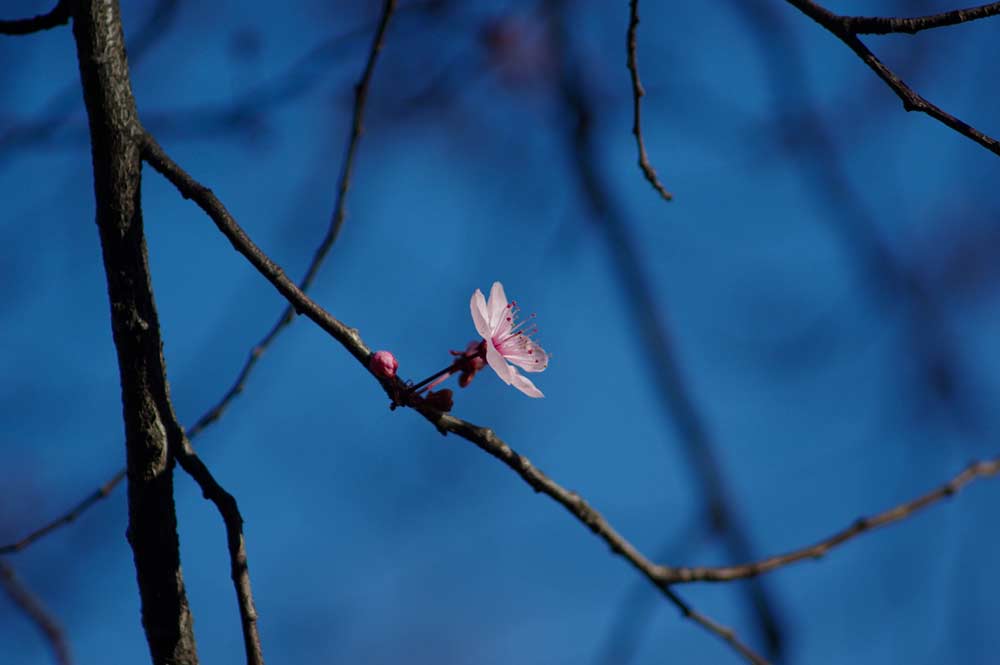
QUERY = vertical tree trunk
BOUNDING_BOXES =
[70,1,199,663]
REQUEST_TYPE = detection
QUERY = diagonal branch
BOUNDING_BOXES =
[175,440,264,665]
[0,561,72,665]
[626,0,672,202]
[664,457,1000,582]
[784,0,1000,156]
[139,129,769,665]
[0,1,69,35]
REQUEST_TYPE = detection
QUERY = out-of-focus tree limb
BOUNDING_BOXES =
[784,0,1000,156]
[0,561,72,665]
[0,1,69,35]
[70,1,197,662]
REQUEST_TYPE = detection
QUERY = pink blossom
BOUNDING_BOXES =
[470,281,548,398]
[369,350,399,378]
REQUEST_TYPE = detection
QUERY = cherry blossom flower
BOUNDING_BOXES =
[470,281,548,398]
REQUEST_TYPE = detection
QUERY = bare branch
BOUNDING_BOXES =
[140,131,769,665]
[0,1,69,35]
[665,457,1000,582]
[175,440,264,665]
[0,471,124,555]
[0,0,399,557]
[626,0,672,202]
[188,0,397,438]
[843,2,1000,35]
[785,0,1000,156]
[0,561,72,665]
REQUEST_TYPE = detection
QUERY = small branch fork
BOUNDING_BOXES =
[784,0,1000,156]
[0,1,70,35]
[0,561,72,665]
[174,440,263,665]
[626,0,672,202]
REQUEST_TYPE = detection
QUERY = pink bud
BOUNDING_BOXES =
[369,350,398,379]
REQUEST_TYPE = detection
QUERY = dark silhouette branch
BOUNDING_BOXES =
[0,0,398,557]
[626,0,672,201]
[0,1,69,35]
[139,129,769,665]
[0,561,72,665]
[70,1,197,662]
[175,440,264,665]
[665,457,1000,582]
[784,0,1000,156]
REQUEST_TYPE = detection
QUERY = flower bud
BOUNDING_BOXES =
[369,350,399,379]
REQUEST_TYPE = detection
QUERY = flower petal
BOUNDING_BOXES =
[509,369,544,398]
[484,338,514,384]
[487,281,508,333]
[470,288,492,341]
[503,340,549,373]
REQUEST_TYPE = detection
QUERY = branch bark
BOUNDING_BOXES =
[70,1,198,663]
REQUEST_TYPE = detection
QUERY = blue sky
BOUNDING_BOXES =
[2,1,1000,664]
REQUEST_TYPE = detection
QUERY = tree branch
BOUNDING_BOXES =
[843,2,1000,35]
[0,471,125,555]
[71,1,197,662]
[784,0,1000,156]
[175,440,264,665]
[139,130,769,665]
[665,457,1000,582]
[626,0,672,201]
[0,561,72,665]
[0,1,69,35]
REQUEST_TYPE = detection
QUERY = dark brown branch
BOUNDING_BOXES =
[0,1,69,35]
[71,1,197,663]
[140,131,768,665]
[843,2,1000,35]
[0,0,397,557]
[0,471,124,555]
[626,0,672,202]
[664,457,1000,582]
[0,561,72,665]
[175,440,264,665]
[785,0,1000,156]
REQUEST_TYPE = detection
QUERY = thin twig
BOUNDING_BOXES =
[0,471,124,555]
[0,0,398,556]
[175,439,264,665]
[0,561,72,665]
[664,457,1000,582]
[139,131,768,665]
[188,0,397,438]
[558,5,784,657]
[785,0,1000,156]
[0,1,69,35]
[626,0,672,201]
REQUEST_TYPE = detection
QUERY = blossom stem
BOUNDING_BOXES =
[405,343,487,396]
